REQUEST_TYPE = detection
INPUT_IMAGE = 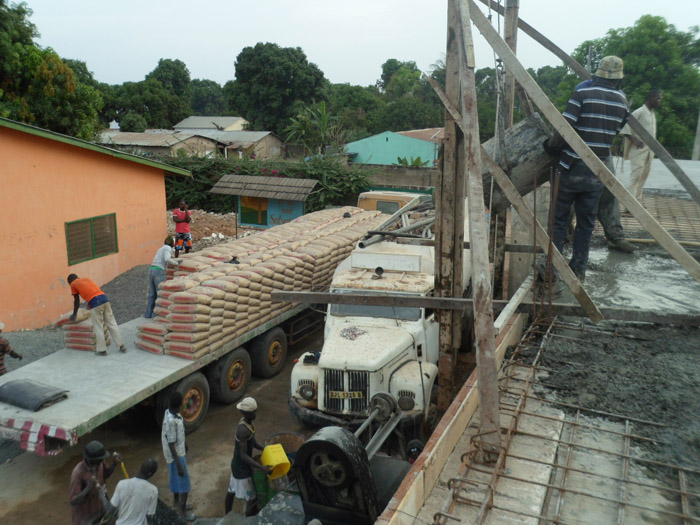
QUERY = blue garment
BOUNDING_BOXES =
[168,456,191,494]
[88,294,109,309]
[552,162,605,278]
[144,267,166,318]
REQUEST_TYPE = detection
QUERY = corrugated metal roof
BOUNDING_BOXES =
[99,132,196,147]
[190,130,275,147]
[398,128,444,143]
[0,117,190,177]
[210,175,318,201]
[174,116,244,130]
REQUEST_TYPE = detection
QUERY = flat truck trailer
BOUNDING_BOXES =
[0,304,320,456]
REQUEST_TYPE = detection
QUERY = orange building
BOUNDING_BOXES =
[0,118,190,331]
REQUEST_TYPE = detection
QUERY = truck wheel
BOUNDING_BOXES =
[156,373,210,434]
[206,348,251,404]
[250,327,287,378]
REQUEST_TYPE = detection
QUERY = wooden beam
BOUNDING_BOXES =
[424,60,603,322]
[468,0,700,285]
[475,0,700,208]
[397,237,545,253]
[457,0,502,454]
[503,0,519,127]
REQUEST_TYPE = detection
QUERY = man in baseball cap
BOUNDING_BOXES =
[0,321,23,376]
[225,397,272,516]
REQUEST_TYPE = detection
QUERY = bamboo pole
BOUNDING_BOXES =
[475,0,700,208]
[468,0,700,284]
[456,0,502,454]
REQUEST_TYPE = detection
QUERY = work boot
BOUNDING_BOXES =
[119,345,127,353]
[608,238,637,253]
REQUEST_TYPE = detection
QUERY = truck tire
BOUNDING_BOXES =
[206,348,251,404]
[156,372,210,434]
[250,327,287,378]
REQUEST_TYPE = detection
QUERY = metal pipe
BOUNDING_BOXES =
[359,218,436,249]
[365,411,402,459]
[354,407,379,438]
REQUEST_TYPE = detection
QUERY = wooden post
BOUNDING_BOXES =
[476,0,700,208]
[468,0,700,284]
[456,0,502,454]
[503,0,519,128]
[435,0,466,411]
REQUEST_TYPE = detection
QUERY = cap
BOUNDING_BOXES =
[84,440,110,461]
[595,56,624,79]
[236,397,257,412]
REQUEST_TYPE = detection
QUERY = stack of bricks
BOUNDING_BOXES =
[134,207,385,359]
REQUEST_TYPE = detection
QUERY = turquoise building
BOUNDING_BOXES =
[345,131,439,167]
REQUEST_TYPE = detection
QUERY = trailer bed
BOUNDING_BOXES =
[0,304,307,455]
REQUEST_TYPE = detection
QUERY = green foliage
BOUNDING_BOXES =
[395,156,429,167]
[326,83,384,141]
[225,43,326,135]
[119,111,147,132]
[284,101,347,156]
[191,79,226,115]
[569,15,700,158]
[161,156,372,213]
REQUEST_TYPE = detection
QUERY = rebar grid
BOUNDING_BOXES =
[430,317,700,524]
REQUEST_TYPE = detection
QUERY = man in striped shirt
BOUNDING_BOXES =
[544,56,630,280]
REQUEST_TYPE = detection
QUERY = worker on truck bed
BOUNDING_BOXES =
[145,236,179,318]
[0,321,22,375]
[225,397,272,517]
[68,274,126,355]
[173,200,193,257]
[68,440,122,525]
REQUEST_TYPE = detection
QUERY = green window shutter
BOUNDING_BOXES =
[66,213,118,265]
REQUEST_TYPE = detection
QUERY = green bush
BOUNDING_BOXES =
[162,156,373,213]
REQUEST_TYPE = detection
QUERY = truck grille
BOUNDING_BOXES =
[323,369,370,414]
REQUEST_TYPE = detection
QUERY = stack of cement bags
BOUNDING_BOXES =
[55,310,111,352]
[135,207,384,359]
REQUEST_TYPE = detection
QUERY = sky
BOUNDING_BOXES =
[21,0,700,88]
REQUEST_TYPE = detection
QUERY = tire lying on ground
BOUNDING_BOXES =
[250,327,287,378]
[206,348,252,404]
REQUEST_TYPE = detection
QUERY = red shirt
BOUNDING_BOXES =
[68,460,108,525]
[173,208,192,234]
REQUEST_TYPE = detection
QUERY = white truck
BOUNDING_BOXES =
[289,220,471,441]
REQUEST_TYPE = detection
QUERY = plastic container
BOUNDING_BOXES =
[264,432,307,463]
[261,444,290,480]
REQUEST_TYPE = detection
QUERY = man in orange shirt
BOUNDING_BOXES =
[68,274,126,355]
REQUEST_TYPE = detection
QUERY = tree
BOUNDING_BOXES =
[326,83,383,141]
[570,16,700,158]
[119,111,147,132]
[225,42,326,134]
[285,101,347,156]
[191,79,225,115]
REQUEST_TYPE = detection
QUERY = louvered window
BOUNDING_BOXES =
[66,214,118,265]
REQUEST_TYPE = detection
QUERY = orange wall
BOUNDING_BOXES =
[1,128,172,330]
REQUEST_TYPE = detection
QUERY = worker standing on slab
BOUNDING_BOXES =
[68,274,126,355]
[0,321,22,375]
[68,440,122,525]
[144,236,178,318]
[622,89,663,204]
[110,458,159,525]
[544,56,630,281]
[173,200,193,257]
[161,391,197,521]
[225,397,272,517]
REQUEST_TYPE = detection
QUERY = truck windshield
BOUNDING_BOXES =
[330,290,421,321]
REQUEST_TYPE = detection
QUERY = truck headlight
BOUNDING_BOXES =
[299,383,316,400]
[398,394,415,411]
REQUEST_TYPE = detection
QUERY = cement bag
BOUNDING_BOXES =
[166,347,210,361]
[54,309,91,327]
[169,322,210,333]
[155,298,173,308]
[210,317,224,326]
[178,259,213,273]
[210,299,225,309]
[190,286,226,301]
[202,279,238,293]
[160,278,198,292]
[64,336,97,345]
[222,318,239,328]
[153,306,170,318]
[154,315,170,323]
[222,309,238,319]
[209,340,225,352]
[165,331,209,343]
[138,322,169,336]
[165,339,208,353]
[63,320,95,333]
[230,270,263,283]
[136,340,164,355]
[63,330,96,341]
[170,303,212,315]
[137,332,165,345]
[250,267,274,279]
[171,291,212,305]
[66,342,97,352]
[218,276,251,290]
[210,307,224,317]
[167,313,210,324]
[157,289,174,299]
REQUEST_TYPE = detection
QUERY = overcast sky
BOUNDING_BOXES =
[23,0,700,87]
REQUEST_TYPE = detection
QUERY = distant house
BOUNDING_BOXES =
[98,131,222,157]
[174,116,248,132]
[345,130,440,167]
[397,127,444,143]
[0,118,190,330]
[188,130,284,160]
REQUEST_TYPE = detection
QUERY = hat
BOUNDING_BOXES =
[237,397,257,412]
[595,56,624,79]
[84,440,110,461]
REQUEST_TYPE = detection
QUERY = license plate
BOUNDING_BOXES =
[329,391,363,399]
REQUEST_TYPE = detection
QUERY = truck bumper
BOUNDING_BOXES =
[288,397,425,439]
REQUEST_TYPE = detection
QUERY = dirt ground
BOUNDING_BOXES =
[166,209,260,249]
